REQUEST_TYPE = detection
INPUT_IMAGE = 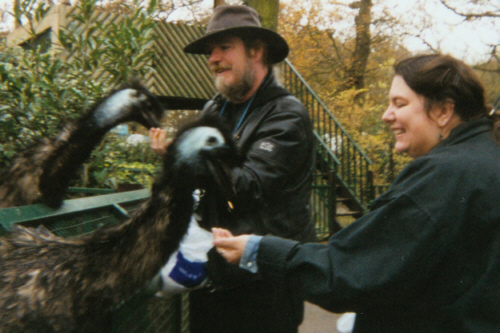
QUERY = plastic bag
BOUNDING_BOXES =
[336,312,356,333]
[156,215,213,295]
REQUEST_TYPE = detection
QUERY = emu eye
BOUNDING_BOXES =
[206,136,220,146]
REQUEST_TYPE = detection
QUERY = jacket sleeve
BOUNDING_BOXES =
[257,156,475,314]
[231,103,312,209]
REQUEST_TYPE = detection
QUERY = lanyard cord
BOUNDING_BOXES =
[218,94,257,135]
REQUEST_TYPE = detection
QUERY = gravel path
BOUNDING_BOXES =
[299,302,347,333]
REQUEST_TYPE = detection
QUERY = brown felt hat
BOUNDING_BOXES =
[183,5,289,64]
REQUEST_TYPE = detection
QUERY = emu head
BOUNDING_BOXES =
[162,116,241,199]
[92,81,164,130]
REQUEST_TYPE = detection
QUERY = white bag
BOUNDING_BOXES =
[156,215,213,295]
[336,312,356,333]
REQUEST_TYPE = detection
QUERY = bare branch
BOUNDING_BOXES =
[439,0,500,19]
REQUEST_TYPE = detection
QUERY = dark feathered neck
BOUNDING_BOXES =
[81,169,197,293]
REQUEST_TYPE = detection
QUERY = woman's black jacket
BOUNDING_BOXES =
[258,118,500,333]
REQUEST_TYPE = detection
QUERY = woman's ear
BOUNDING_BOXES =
[431,99,456,128]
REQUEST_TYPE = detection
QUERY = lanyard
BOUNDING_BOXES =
[218,94,256,136]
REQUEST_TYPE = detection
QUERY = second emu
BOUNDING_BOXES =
[0,116,241,333]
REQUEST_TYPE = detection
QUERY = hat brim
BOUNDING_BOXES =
[183,26,289,64]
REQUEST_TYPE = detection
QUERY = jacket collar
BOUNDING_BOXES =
[435,117,493,148]
[251,71,291,109]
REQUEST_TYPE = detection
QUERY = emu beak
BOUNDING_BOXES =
[204,146,236,200]
[139,107,163,129]
[137,93,164,129]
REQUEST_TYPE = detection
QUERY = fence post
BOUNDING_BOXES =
[367,169,375,203]
[170,294,183,333]
[328,170,341,236]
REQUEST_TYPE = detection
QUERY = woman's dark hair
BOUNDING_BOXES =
[394,54,488,121]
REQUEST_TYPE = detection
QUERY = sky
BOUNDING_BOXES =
[165,0,499,63]
[378,0,499,63]
[1,0,498,64]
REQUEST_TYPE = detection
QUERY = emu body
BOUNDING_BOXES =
[0,116,239,333]
[0,82,163,209]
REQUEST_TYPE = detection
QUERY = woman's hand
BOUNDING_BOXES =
[148,128,171,155]
[212,228,250,265]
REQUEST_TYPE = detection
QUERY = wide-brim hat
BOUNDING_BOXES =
[184,5,289,64]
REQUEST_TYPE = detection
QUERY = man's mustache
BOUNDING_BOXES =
[210,65,231,73]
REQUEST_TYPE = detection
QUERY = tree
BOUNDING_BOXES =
[214,0,226,7]
[437,0,499,87]
[340,0,372,92]
[0,0,161,189]
[244,0,279,31]
[279,0,498,184]
[278,0,415,184]
[392,0,499,74]
[439,0,499,19]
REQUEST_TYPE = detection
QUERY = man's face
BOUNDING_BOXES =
[207,36,256,103]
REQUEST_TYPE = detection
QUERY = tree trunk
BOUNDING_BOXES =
[244,0,280,31]
[13,0,21,28]
[244,1,283,82]
[213,0,226,8]
[341,0,372,93]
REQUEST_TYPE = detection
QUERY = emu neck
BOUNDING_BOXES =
[38,120,108,207]
[85,177,195,299]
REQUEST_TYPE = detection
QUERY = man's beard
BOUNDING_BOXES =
[213,60,255,104]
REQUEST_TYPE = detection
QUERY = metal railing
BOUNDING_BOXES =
[311,131,340,240]
[280,60,374,214]
[373,184,391,198]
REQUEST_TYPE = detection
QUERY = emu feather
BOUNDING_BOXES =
[0,116,240,333]
[0,82,164,209]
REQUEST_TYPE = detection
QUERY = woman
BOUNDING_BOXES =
[213,54,500,333]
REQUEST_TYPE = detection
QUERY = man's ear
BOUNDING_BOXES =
[249,41,265,62]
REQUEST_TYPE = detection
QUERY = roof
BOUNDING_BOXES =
[6,4,216,105]
[151,22,216,101]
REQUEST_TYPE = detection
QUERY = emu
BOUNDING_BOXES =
[0,82,164,209]
[0,116,240,333]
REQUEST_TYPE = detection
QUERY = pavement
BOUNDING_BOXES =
[299,302,353,333]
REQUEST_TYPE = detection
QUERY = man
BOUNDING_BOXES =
[151,5,316,333]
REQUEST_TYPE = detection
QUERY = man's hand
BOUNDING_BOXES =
[212,228,250,265]
[148,127,171,155]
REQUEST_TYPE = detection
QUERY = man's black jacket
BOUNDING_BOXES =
[200,72,316,243]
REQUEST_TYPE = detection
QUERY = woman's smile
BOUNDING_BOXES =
[382,75,442,158]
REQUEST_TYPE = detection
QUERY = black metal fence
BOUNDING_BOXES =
[280,60,374,213]
[311,132,340,240]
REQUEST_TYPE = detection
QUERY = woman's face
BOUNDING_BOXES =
[382,75,441,158]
